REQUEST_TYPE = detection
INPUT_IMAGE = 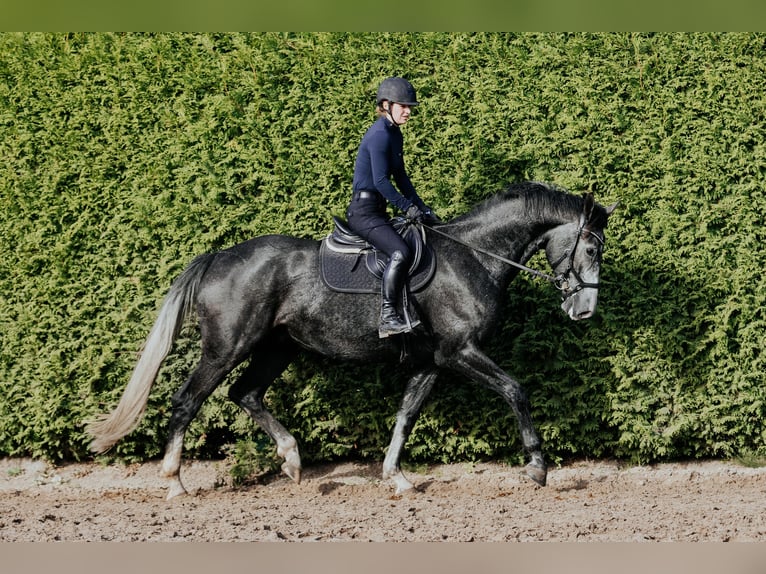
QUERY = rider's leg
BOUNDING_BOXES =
[346,196,417,337]
[365,225,417,338]
[379,250,410,337]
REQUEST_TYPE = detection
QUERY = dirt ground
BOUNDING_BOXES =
[1,456,765,542]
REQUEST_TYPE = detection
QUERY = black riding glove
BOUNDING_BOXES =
[405,204,424,222]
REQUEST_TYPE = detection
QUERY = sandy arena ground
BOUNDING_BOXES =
[2,457,765,542]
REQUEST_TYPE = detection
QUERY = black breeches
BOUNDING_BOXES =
[346,197,412,264]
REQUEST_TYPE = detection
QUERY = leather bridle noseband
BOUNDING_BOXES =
[422,220,604,301]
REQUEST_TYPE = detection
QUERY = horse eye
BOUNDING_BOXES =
[586,247,597,257]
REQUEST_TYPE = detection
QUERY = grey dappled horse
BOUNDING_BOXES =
[88,181,617,500]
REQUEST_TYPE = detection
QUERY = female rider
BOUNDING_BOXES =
[346,77,440,338]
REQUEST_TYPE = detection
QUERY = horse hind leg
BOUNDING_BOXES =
[382,369,438,494]
[160,359,235,499]
[228,340,302,483]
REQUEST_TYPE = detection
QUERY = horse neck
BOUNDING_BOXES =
[446,197,576,283]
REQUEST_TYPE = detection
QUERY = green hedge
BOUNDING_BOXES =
[2,32,765,466]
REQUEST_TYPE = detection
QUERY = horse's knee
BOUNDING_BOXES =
[500,381,529,408]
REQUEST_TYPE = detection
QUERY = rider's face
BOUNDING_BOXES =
[388,102,412,125]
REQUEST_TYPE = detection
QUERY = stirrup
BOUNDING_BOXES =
[378,316,411,338]
[378,311,421,338]
[378,304,412,338]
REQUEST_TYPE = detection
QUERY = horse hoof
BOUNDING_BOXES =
[394,481,415,495]
[387,471,414,494]
[166,481,188,500]
[281,461,301,484]
[524,462,547,486]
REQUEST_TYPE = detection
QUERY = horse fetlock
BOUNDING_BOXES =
[281,446,302,483]
[281,460,302,484]
[278,441,302,484]
[381,456,399,480]
[382,464,415,494]
[276,436,297,458]
[159,460,179,479]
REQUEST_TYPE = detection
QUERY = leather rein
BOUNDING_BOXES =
[421,221,603,300]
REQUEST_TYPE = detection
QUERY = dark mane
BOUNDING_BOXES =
[467,181,609,228]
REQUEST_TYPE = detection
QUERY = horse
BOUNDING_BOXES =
[87,181,618,500]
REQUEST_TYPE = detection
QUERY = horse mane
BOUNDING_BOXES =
[462,181,608,228]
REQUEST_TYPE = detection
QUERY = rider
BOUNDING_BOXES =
[346,77,441,338]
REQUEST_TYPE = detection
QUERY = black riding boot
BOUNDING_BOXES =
[379,251,412,338]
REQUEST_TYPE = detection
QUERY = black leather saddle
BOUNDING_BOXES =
[319,216,436,294]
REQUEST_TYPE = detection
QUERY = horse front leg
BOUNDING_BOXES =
[382,369,438,494]
[446,343,547,487]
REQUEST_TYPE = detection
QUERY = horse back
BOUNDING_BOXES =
[196,234,321,317]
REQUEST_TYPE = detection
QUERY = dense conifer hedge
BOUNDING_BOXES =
[2,32,765,466]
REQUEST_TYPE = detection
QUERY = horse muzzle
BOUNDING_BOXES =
[560,285,599,320]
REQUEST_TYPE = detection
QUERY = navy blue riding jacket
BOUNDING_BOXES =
[352,115,427,213]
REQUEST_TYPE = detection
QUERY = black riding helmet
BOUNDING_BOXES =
[376,77,419,107]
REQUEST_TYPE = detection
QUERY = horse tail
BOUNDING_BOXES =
[86,253,216,454]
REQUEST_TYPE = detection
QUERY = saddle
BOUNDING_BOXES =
[320,216,436,294]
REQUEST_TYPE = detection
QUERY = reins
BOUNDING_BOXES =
[420,221,601,298]
[421,223,561,286]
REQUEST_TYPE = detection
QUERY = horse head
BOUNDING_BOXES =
[544,193,618,320]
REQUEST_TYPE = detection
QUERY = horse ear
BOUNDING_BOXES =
[582,192,595,221]
[605,201,619,218]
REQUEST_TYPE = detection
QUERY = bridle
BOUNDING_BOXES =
[422,220,603,301]
[547,221,604,300]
